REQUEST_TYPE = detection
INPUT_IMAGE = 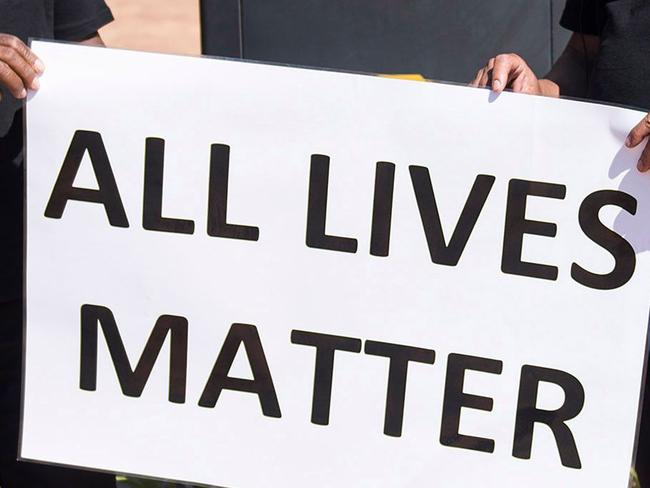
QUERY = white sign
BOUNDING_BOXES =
[23,41,650,488]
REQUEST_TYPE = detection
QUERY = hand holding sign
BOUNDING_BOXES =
[468,53,557,97]
[625,113,650,173]
[0,34,43,100]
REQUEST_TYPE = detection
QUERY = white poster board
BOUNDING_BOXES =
[23,41,650,488]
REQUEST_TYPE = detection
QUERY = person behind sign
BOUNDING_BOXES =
[0,2,116,487]
[470,0,649,485]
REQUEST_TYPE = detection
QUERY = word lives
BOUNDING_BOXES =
[45,130,639,291]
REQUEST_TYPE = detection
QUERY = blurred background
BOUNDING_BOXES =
[100,0,571,83]
[102,0,201,55]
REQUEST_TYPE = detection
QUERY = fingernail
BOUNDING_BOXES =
[34,59,45,73]
[493,79,502,91]
[17,89,26,99]
[625,136,633,147]
[31,78,40,90]
[637,160,648,172]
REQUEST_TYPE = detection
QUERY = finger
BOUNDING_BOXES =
[637,141,650,173]
[0,34,44,73]
[626,113,650,148]
[479,68,491,88]
[480,58,496,87]
[0,60,27,98]
[491,54,517,93]
[472,68,487,88]
[469,69,483,87]
[0,46,40,90]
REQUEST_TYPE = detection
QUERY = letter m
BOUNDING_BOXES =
[80,304,188,403]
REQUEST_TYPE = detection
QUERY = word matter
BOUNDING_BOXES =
[80,304,585,469]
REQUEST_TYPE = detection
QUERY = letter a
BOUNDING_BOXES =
[199,324,281,418]
[45,130,129,227]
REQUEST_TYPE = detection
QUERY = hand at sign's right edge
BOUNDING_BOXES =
[469,53,559,96]
[0,33,44,101]
[625,113,650,173]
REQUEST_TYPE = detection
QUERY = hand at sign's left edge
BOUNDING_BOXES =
[625,112,650,173]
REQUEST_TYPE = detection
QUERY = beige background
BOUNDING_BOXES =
[101,0,201,55]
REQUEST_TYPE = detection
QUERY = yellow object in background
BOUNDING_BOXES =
[380,74,427,81]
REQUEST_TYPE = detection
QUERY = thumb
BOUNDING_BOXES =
[491,55,516,93]
[626,113,650,148]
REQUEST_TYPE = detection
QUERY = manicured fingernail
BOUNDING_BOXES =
[17,88,26,99]
[493,79,502,91]
[31,78,40,90]
[34,59,45,73]
[625,136,633,147]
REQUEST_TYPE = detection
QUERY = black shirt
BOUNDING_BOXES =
[560,0,650,110]
[0,0,113,301]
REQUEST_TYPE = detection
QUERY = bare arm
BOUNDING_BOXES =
[543,33,600,98]
[470,33,600,99]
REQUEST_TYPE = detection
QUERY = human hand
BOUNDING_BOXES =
[0,33,44,101]
[625,113,650,173]
[470,53,555,96]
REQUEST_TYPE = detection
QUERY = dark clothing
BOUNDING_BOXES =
[561,0,650,111]
[562,1,650,483]
[0,300,115,488]
[0,1,114,485]
[0,117,23,305]
[560,0,610,35]
[0,0,113,301]
[633,349,650,486]
[0,0,114,136]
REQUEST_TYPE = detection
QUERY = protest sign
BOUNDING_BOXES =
[22,40,650,487]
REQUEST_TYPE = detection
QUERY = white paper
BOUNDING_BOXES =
[22,41,650,488]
